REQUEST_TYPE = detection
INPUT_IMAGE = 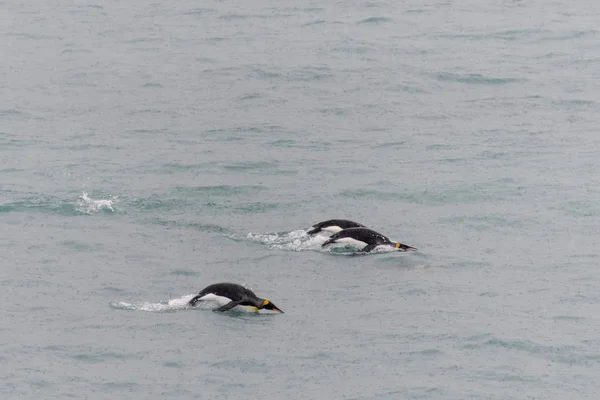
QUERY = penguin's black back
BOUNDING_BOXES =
[196,283,258,302]
[325,227,392,246]
[307,219,365,234]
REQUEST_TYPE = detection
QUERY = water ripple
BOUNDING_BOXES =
[358,17,392,24]
[435,72,522,85]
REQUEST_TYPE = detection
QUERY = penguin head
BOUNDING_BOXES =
[395,242,417,251]
[260,299,284,313]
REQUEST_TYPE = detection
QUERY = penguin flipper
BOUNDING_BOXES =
[321,239,334,248]
[307,227,320,235]
[361,244,377,253]
[214,300,242,312]
[188,295,202,307]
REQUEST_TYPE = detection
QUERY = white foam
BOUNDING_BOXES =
[246,229,329,252]
[246,229,407,255]
[110,293,262,313]
[110,294,197,312]
[77,191,117,214]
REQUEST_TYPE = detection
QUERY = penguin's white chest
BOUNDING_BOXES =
[332,237,369,248]
[321,225,344,234]
[198,293,232,306]
[198,293,257,312]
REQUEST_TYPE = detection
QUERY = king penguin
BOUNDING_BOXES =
[188,283,284,313]
[321,227,417,253]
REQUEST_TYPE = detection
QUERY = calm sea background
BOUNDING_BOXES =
[2,0,600,398]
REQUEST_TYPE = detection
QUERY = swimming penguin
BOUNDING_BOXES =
[307,219,366,235]
[188,283,284,313]
[321,227,417,253]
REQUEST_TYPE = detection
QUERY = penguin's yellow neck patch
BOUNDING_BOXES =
[262,300,270,307]
[395,243,401,248]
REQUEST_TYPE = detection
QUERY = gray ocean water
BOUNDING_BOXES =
[2,0,600,398]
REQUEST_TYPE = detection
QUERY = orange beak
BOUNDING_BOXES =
[396,243,417,251]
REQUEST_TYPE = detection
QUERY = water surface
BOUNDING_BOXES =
[2,0,600,398]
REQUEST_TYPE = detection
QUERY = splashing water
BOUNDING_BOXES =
[110,294,198,312]
[110,293,268,313]
[244,229,399,255]
[77,191,117,214]
[246,229,328,252]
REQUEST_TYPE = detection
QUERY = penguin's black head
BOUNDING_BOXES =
[260,299,284,313]
[395,242,417,251]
